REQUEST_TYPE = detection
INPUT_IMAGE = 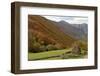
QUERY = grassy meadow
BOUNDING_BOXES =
[28,48,87,61]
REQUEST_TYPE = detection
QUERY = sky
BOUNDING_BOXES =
[43,15,88,24]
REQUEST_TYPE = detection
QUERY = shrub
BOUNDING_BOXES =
[29,42,41,53]
[39,45,47,52]
[73,41,87,51]
[71,40,88,55]
[54,44,64,50]
[46,44,57,51]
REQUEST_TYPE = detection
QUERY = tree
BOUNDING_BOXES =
[46,44,57,51]
[71,41,87,55]
[54,44,64,50]
[71,43,81,55]
[39,45,47,52]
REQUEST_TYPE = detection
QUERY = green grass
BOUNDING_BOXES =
[28,48,87,61]
[28,49,71,60]
[43,57,61,60]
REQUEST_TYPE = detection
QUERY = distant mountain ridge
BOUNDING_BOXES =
[47,18,88,40]
[57,20,88,40]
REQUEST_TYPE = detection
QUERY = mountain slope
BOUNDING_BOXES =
[51,20,87,40]
[28,15,76,49]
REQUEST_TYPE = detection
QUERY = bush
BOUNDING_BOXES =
[39,45,47,52]
[71,40,88,55]
[29,42,41,53]
[73,41,88,51]
[46,44,57,51]
[54,44,64,50]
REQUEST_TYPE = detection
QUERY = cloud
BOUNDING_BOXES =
[43,15,88,24]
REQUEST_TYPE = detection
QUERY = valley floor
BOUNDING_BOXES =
[28,48,87,61]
